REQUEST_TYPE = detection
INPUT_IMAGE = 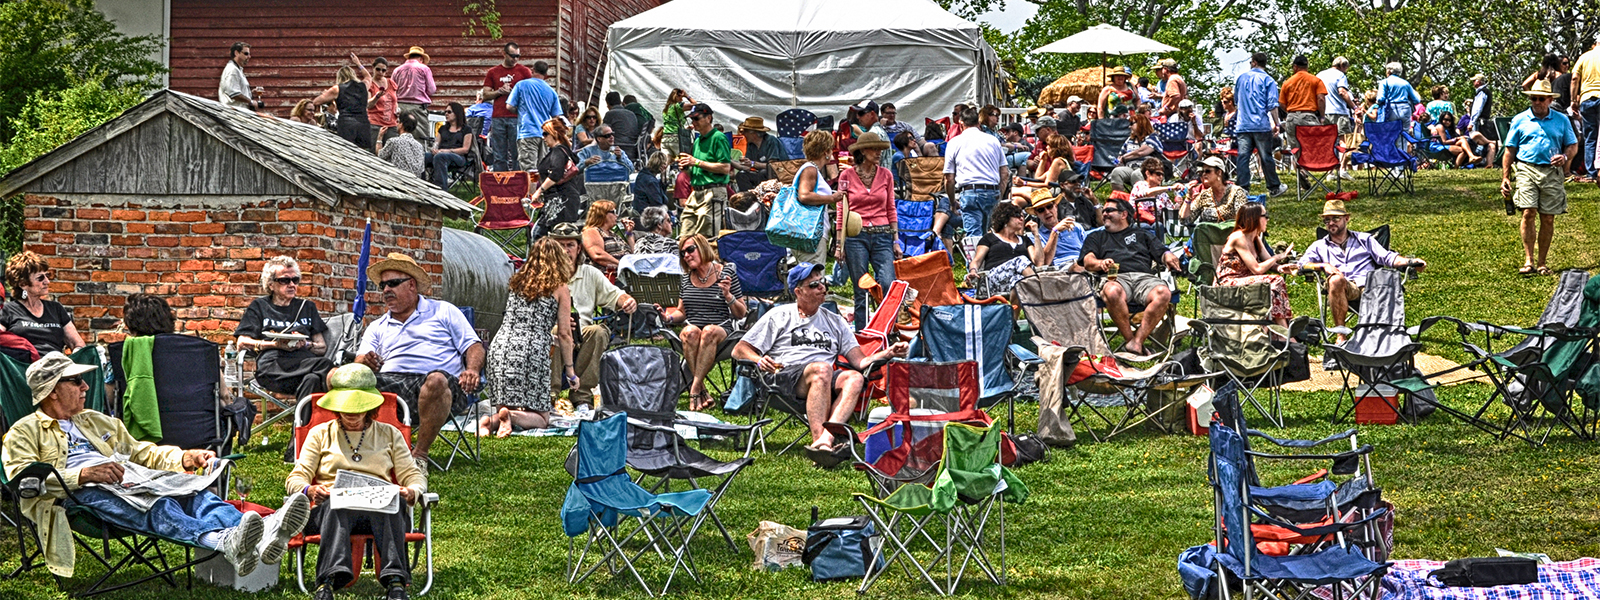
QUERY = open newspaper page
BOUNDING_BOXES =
[87,459,232,512]
[329,469,402,514]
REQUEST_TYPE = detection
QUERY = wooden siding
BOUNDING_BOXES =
[559,0,658,106]
[168,0,657,114]
[27,113,300,197]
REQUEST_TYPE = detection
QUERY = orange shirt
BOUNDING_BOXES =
[1279,71,1327,113]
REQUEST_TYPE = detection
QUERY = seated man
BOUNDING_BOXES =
[550,223,637,409]
[1080,198,1181,355]
[355,253,485,473]
[732,263,909,451]
[577,124,635,210]
[1296,199,1426,346]
[3,352,311,579]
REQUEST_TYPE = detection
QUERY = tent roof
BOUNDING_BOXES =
[611,0,978,34]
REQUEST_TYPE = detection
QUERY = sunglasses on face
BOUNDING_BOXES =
[597,133,614,138]
[378,277,412,289]
[680,245,699,256]
[507,53,521,59]
[59,376,85,386]
[31,272,49,282]
[274,276,301,285]
[1101,207,1124,214]
[1322,216,1346,223]
[800,280,827,291]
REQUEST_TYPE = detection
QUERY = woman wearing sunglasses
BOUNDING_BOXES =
[2,250,85,357]
[233,256,333,401]
[1178,155,1248,224]
[664,234,745,411]
[1216,203,1295,327]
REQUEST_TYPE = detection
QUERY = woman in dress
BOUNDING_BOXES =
[1098,66,1137,119]
[1,250,85,356]
[233,256,333,401]
[529,118,583,234]
[837,132,898,330]
[965,202,1053,296]
[427,102,473,189]
[479,238,576,437]
[309,65,375,152]
[1179,156,1248,223]
[664,234,745,411]
[580,200,632,273]
[1216,203,1294,327]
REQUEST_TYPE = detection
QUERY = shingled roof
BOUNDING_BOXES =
[0,89,477,216]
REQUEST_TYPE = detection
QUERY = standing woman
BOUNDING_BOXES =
[660,89,691,155]
[1216,203,1294,327]
[233,256,332,401]
[364,56,400,145]
[793,129,847,267]
[1,251,85,356]
[663,234,745,411]
[529,118,584,235]
[837,132,898,330]
[480,238,576,437]
[427,102,473,189]
[1098,66,1137,119]
[580,200,632,273]
[310,66,375,152]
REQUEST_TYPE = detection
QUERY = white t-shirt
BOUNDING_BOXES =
[942,128,1004,186]
[219,61,252,111]
[60,420,113,469]
[740,304,859,368]
[1316,67,1351,116]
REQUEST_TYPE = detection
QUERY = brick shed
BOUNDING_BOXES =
[0,89,477,346]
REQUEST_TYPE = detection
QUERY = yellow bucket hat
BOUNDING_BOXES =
[318,363,384,413]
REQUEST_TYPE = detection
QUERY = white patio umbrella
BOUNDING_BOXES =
[1031,23,1178,94]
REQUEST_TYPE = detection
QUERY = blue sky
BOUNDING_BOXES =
[975,2,1253,78]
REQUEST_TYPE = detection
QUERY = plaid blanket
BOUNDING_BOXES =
[1382,558,1600,600]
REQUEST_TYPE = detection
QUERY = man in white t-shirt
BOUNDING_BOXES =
[942,107,1007,237]
[1317,56,1360,179]
[732,263,908,452]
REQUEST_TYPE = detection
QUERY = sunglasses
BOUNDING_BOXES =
[597,133,614,138]
[274,276,301,285]
[800,280,827,291]
[507,53,521,59]
[1101,207,1124,214]
[31,272,50,282]
[59,376,85,385]
[680,245,699,256]
[378,277,412,289]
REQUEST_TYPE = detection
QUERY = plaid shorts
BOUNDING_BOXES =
[376,370,472,421]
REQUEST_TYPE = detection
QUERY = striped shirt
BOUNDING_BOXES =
[680,263,744,327]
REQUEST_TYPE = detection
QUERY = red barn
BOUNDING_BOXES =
[161,0,659,112]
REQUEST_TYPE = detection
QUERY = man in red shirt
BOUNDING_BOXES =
[1157,58,1188,118]
[481,42,533,171]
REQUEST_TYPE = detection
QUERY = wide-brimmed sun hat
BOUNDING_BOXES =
[1029,188,1059,211]
[27,351,97,405]
[1525,78,1558,98]
[318,363,384,414]
[369,252,431,294]
[738,116,772,132]
[1321,200,1351,217]
[406,46,430,62]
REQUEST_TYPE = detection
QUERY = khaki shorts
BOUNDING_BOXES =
[1512,161,1567,215]
[680,186,728,240]
[1328,114,1355,136]
[1101,271,1171,308]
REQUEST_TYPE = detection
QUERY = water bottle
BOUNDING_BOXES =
[223,341,240,396]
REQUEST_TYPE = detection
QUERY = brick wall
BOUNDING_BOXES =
[20,194,445,346]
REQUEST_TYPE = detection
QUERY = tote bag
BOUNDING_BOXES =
[765,163,827,253]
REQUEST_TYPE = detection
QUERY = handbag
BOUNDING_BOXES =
[802,510,882,581]
[766,163,828,253]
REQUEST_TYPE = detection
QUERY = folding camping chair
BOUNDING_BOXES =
[909,304,1042,432]
[427,304,483,471]
[1088,118,1132,192]
[1350,121,1415,197]
[617,253,683,308]
[1191,283,1308,428]
[851,279,914,411]
[829,360,995,496]
[897,156,950,257]
[1292,124,1342,201]
[591,344,765,551]
[286,392,439,595]
[1301,225,1392,344]
[107,334,235,456]
[775,108,818,160]
[717,230,788,300]
[1492,116,1513,164]
[1015,271,1214,441]
[473,171,534,261]
[1203,423,1389,600]
[562,413,711,597]
[849,421,1027,596]
[1155,121,1196,179]
[1324,269,1443,425]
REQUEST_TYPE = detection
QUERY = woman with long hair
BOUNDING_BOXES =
[1216,203,1294,327]
[661,89,692,154]
[2,251,85,355]
[663,234,745,411]
[310,65,375,152]
[289,99,319,125]
[480,238,576,436]
[366,56,399,143]
[529,118,584,231]
[427,102,473,189]
[574,106,602,148]
[580,200,632,272]
[1009,133,1075,205]
[1118,110,1163,166]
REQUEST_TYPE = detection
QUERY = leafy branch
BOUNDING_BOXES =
[461,1,503,39]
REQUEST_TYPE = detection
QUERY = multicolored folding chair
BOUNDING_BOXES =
[909,304,1042,431]
[473,171,534,261]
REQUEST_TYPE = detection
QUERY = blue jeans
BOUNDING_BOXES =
[489,117,519,171]
[845,231,898,329]
[65,488,240,547]
[1581,98,1600,173]
[958,188,1000,238]
[1234,131,1281,192]
[429,152,467,189]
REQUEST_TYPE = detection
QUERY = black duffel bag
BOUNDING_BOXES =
[1429,557,1538,587]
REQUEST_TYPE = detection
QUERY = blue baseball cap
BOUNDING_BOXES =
[787,262,825,291]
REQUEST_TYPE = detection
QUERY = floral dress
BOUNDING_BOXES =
[1217,245,1292,321]
[488,293,557,412]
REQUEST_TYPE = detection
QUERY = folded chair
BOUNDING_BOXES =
[1324,269,1444,425]
[850,422,1027,596]
[716,231,788,299]
[1016,271,1213,441]
[617,253,682,308]
[287,392,439,595]
[562,413,711,597]
[1350,121,1415,197]
[1292,124,1342,201]
[909,304,1042,431]
[473,171,534,261]
[1089,118,1132,191]
[1191,283,1307,428]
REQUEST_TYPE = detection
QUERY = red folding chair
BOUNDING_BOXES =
[473,171,535,261]
[852,278,912,412]
[1293,124,1342,201]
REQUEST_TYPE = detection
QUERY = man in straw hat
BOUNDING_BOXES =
[1501,78,1578,276]
[1297,200,1426,347]
[391,46,436,145]
[1024,187,1087,270]
[355,252,484,471]
[3,352,311,579]
[734,115,784,191]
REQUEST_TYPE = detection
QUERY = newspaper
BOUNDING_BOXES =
[87,459,232,512]
[329,469,402,514]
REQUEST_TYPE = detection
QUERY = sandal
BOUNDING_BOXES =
[1519,265,1536,276]
[689,391,714,412]
[1537,266,1554,276]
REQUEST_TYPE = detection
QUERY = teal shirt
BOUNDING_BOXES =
[1505,109,1578,165]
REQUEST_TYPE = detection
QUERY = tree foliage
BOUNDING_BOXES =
[0,0,163,143]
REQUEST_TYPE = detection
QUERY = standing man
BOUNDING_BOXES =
[1317,56,1358,179]
[1569,42,1600,177]
[602,92,642,162]
[481,42,532,172]
[1057,96,1084,135]
[1156,58,1187,118]
[677,103,733,239]
[1280,54,1327,154]
[1468,73,1497,147]
[1234,52,1288,197]
[506,60,562,173]
[1375,62,1421,124]
[1501,80,1577,276]
[219,42,264,113]
[943,107,1006,237]
[391,47,437,145]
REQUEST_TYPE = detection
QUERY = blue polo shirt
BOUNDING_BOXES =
[506,77,562,139]
[358,297,482,376]
[1505,108,1578,165]
[1233,68,1279,133]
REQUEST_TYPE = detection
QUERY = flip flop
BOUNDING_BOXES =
[1537,266,1554,276]
[1519,265,1535,276]
[805,444,852,470]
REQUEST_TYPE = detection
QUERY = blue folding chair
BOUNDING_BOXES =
[1350,120,1416,197]
[717,231,788,299]
[908,304,1042,432]
[895,197,947,257]
[561,413,711,597]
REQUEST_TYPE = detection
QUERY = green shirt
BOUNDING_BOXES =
[663,103,685,135]
[690,130,731,187]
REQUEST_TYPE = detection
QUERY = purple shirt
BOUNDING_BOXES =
[358,297,481,376]
[391,59,436,105]
[1297,231,1401,288]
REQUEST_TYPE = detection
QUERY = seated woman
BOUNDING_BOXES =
[1216,203,1295,327]
[288,363,427,600]
[2,250,86,357]
[631,150,671,217]
[123,293,175,337]
[966,202,1053,295]
[664,234,746,411]
[1179,156,1248,224]
[580,200,631,273]
[1129,157,1182,234]
[481,238,576,437]
[631,206,678,255]
[1009,133,1075,206]
[1118,110,1165,169]
[233,256,333,401]
[1427,112,1481,168]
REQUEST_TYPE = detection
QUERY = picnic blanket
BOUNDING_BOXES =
[1381,558,1600,600]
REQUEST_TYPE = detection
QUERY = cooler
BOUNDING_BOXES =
[1353,384,1400,424]
[864,406,944,463]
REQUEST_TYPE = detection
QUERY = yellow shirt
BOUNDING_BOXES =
[285,420,427,502]
[1571,47,1600,102]
[2,410,186,577]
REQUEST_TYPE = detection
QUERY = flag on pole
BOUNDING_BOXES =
[352,219,372,318]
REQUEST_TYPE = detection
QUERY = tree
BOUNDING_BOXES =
[0,0,164,143]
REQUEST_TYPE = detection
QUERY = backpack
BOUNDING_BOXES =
[802,510,882,581]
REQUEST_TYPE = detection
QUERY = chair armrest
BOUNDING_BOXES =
[421,493,440,507]
[672,419,771,435]
[1008,344,1043,365]
[1247,428,1358,449]
[1245,443,1374,462]
[625,417,681,436]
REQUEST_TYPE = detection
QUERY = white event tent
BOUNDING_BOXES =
[603,0,998,127]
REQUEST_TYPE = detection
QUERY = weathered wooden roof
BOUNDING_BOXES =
[0,89,477,216]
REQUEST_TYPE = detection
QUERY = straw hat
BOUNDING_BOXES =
[842,209,862,237]
[1110,66,1133,79]
[738,116,772,132]
[848,132,890,152]
[369,252,432,294]
[407,46,430,62]
[318,364,384,414]
[26,352,97,406]
[1321,199,1351,217]
[1029,188,1059,211]
[1525,78,1558,97]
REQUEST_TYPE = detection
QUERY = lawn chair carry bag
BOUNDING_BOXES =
[803,511,883,581]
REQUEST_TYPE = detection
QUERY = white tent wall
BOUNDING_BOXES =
[604,0,996,129]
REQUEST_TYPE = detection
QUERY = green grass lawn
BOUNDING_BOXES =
[9,170,1600,599]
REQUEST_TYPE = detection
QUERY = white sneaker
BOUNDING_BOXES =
[219,511,264,577]
[1269,184,1290,197]
[258,492,311,566]
[1338,171,1354,180]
